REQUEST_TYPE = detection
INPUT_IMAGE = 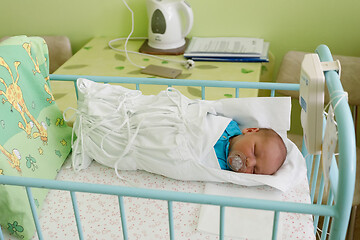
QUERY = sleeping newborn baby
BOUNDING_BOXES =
[70,78,299,191]
[215,120,287,175]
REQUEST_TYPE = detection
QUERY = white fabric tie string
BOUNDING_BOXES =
[165,87,203,139]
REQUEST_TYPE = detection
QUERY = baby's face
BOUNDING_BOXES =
[228,128,284,175]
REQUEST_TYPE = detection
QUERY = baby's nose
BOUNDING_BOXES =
[246,157,256,168]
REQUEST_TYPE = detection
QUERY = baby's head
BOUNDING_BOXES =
[227,128,287,175]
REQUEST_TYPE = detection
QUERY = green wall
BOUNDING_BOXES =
[1,0,360,136]
[2,0,360,76]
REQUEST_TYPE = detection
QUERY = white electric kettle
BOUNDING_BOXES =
[146,0,193,50]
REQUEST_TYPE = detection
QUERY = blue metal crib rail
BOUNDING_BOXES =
[0,45,356,240]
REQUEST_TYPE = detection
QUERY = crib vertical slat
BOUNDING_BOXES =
[311,116,328,199]
[25,187,44,240]
[118,196,128,240]
[201,86,205,100]
[270,89,275,97]
[0,226,4,240]
[168,201,175,240]
[328,155,339,198]
[70,191,84,240]
[306,155,314,185]
[301,136,313,185]
[219,206,225,240]
[313,175,326,233]
[235,88,239,98]
[321,193,334,240]
[74,80,79,100]
[271,211,280,240]
[136,83,140,90]
[310,154,321,203]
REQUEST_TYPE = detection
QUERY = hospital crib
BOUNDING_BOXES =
[0,44,356,240]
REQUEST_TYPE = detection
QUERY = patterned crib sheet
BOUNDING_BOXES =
[4,156,315,240]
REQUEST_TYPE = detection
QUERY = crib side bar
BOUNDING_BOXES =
[0,175,336,217]
[25,187,44,240]
[49,74,300,92]
[70,191,84,240]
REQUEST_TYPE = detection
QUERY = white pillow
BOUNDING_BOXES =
[211,97,291,135]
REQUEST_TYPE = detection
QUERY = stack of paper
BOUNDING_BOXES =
[184,37,269,62]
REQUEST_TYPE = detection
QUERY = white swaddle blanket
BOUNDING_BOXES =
[68,78,306,192]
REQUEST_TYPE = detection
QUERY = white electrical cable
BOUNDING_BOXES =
[323,90,348,114]
[110,0,195,70]
[119,0,145,69]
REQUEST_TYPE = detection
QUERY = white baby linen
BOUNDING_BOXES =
[69,78,305,192]
[70,78,229,179]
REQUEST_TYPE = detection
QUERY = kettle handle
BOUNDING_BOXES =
[178,0,194,37]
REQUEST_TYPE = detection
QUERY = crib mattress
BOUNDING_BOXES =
[3,156,315,240]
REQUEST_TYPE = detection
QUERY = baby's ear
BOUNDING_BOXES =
[242,128,259,134]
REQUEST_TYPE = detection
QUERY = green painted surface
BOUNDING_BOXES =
[1,0,359,135]
[1,0,359,77]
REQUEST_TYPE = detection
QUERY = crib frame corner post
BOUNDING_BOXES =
[315,44,357,240]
